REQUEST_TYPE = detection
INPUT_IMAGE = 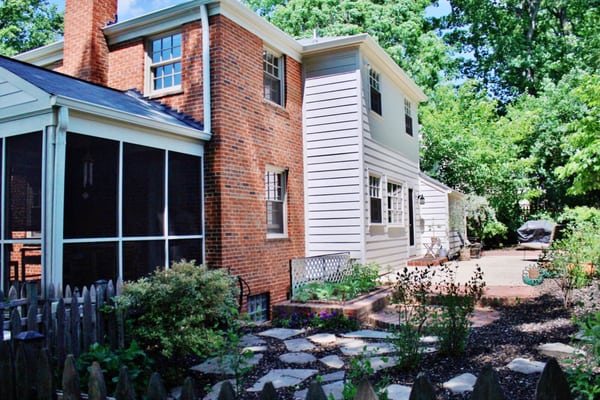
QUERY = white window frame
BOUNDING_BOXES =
[265,166,287,238]
[146,31,182,96]
[369,68,382,116]
[387,181,405,226]
[263,48,285,106]
[369,174,383,224]
[404,99,413,136]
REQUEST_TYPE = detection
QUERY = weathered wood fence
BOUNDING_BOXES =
[1,279,124,370]
[0,339,574,400]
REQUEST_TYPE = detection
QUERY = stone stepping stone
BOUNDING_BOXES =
[285,338,316,352]
[341,330,392,339]
[321,371,345,382]
[243,345,268,353]
[420,335,438,344]
[507,358,546,374]
[442,373,477,394]
[248,369,318,392]
[191,354,263,375]
[240,334,266,346]
[340,342,394,356]
[259,328,304,340]
[320,354,345,369]
[279,352,317,365]
[385,384,412,400]
[308,333,337,345]
[202,379,236,400]
[294,380,344,400]
[538,342,584,358]
[370,356,398,372]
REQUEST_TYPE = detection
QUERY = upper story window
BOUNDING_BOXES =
[369,175,382,224]
[263,49,284,106]
[405,99,413,136]
[387,181,404,225]
[149,32,182,94]
[369,69,382,115]
[266,167,287,236]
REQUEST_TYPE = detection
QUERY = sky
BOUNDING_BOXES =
[50,0,451,23]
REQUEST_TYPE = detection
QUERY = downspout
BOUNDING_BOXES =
[201,3,211,134]
[200,3,211,263]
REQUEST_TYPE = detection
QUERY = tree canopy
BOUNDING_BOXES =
[0,0,63,56]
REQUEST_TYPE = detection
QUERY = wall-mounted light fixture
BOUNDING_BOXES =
[417,194,425,205]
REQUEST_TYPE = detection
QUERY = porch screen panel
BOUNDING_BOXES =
[63,242,118,290]
[168,152,202,235]
[123,240,165,281]
[123,144,165,236]
[64,134,119,238]
[169,238,203,264]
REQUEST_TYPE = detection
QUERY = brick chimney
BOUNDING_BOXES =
[61,0,117,85]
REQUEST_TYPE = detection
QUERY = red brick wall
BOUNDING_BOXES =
[100,14,304,310]
[60,0,117,85]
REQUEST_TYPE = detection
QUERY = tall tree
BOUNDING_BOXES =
[440,0,600,100]
[243,0,456,91]
[0,0,63,56]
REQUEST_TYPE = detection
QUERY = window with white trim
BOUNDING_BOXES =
[404,99,413,136]
[263,49,284,106]
[369,175,382,224]
[370,69,382,115]
[265,167,287,236]
[387,181,404,225]
[149,32,182,94]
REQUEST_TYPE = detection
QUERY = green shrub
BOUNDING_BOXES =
[272,309,359,331]
[567,307,600,399]
[120,260,239,362]
[77,341,153,398]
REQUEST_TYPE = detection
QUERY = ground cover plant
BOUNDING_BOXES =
[292,262,380,302]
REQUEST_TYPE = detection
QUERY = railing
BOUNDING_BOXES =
[290,252,352,297]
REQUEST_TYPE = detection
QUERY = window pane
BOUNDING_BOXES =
[63,242,118,290]
[64,134,119,238]
[5,133,42,238]
[169,239,203,265]
[5,243,42,285]
[267,201,283,233]
[123,144,165,236]
[123,240,165,281]
[370,198,382,223]
[168,152,202,235]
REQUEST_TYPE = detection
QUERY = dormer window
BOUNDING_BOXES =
[149,32,182,94]
[369,69,382,115]
[405,99,413,136]
[263,48,284,106]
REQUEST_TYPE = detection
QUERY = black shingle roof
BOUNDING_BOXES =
[0,55,204,132]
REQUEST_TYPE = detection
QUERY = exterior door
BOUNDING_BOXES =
[408,188,415,253]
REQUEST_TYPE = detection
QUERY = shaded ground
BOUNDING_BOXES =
[186,278,598,400]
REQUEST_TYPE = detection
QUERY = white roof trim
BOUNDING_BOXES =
[51,95,211,141]
[13,41,64,67]
[303,34,427,103]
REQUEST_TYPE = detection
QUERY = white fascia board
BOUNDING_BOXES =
[303,34,427,103]
[50,95,211,142]
[13,41,64,67]
[419,172,461,196]
[104,0,302,61]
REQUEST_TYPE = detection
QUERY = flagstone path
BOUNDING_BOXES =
[191,322,583,400]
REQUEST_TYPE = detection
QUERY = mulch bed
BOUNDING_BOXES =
[186,278,598,400]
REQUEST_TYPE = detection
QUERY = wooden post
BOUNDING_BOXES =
[0,338,16,400]
[62,354,82,400]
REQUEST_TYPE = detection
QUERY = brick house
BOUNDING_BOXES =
[2,0,446,318]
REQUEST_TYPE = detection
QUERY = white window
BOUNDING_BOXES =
[149,32,182,94]
[266,167,287,236]
[369,175,382,224]
[370,69,382,115]
[404,99,413,136]
[263,49,284,106]
[387,181,404,225]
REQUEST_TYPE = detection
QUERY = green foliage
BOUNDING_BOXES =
[390,266,434,370]
[120,261,240,361]
[429,263,485,356]
[342,347,389,400]
[77,341,153,398]
[214,325,256,395]
[463,194,508,242]
[567,303,600,399]
[0,0,63,56]
[292,262,380,302]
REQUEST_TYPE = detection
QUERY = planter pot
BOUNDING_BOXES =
[459,248,471,261]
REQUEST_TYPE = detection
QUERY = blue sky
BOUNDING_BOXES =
[50,0,450,23]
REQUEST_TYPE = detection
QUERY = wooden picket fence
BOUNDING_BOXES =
[1,279,124,369]
[0,338,575,400]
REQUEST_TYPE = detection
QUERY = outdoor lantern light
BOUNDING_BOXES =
[519,198,531,213]
[418,194,425,205]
